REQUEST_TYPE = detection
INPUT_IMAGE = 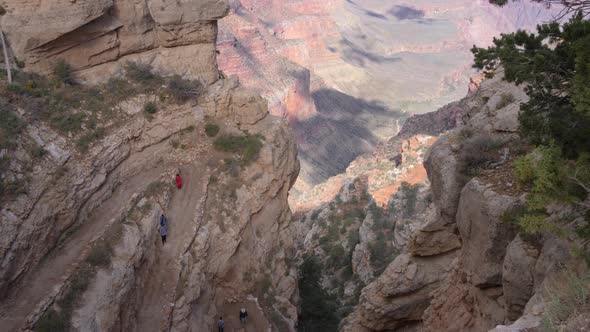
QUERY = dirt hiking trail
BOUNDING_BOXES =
[0,167,164,331]
[219,300,270,332]
[134,164,209,332]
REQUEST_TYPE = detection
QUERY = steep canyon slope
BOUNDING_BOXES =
[217,0,562,194]
[0,1,300,331]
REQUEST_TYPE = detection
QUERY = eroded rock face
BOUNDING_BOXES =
[339,74,584,332]
[341,252,457,331]
[423,135,465,221]
[456,179,519,287]
[2,0,229,84]
[0,104,197,297]
[502,235,541,321]
[167,80,300,331]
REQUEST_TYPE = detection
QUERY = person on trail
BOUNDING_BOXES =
[159,214,168,244]
[239,308,248,324]
[217,317,225,332]
[160,214,168,227]
[175,173,183,189]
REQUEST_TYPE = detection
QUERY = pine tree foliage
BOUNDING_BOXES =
[472,14,590,156]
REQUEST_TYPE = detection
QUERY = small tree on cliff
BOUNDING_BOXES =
[471,13,590,156]
[297,254,339,332]
[473,9,590,239]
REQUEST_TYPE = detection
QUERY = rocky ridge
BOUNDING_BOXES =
[340,73,589,331]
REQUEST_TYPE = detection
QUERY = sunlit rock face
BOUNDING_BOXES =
[217,0,561,193]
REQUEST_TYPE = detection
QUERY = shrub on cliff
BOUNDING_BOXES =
[472,14,590,156]
[53,60,74,85]
[459,134,504,174]
[205,123,220,137]
[125,62,162,85]
[167,75,203,103]
[0,104,25,150]
[511,145,590,237]
[213,134,263,164]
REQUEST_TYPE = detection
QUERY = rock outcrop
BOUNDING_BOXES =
[341,251,456,332]
[340,72,587,332]
[2,0,229,84]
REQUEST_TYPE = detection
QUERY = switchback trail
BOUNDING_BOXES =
[134,164,208,332]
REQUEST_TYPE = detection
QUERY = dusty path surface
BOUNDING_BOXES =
[219,300,270,332]
[0,166,164,331]
[134,164,209,332]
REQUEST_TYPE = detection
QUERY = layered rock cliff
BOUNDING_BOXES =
[340,73,589,331]
[2,0,228,84]
[0,1,300,331]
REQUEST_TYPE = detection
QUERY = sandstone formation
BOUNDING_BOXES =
[2,0,229,84]
[341,251,456,332]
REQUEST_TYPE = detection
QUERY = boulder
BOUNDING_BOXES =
[340,251,457,331]
[408,206,462,256]
[502,235,540,322]
[456,179,519,287]
[409,227,462,256]
[423,136,466,221]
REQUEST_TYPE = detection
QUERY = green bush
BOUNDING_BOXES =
[205,123,220,137]
[542,271,590,331]
[297,255,340,332]
[495,92,515,110]
[514,154,536,186]
[35,309,68,332]
[511,146,590,237]
[145,180,168,197]
[125,62,159,83]
[326,244,346,269]
[460,134,504,174]
[59,263,93,312]
[53,60,74,85]
[106,77,137,99]
[15,58,25,69]
[31,146,47,159]
[6,83,24,95]
[143,102,157,114]
[347,231,360,250]
[168,75,202,102]
[472,15,590,156]
[213,134,263,164]
[76,128,105,152]
[0,107,25,149]
[51,112,85,133]
[86,239,112,268]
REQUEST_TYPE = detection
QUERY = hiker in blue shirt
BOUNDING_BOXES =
[217,316,225,332]
[159,214,168,244]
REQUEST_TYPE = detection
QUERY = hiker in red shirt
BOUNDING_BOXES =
[175,173,183,189]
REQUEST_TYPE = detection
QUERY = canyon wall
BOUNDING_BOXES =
[0,1,300,331]
[340,73,587,331]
